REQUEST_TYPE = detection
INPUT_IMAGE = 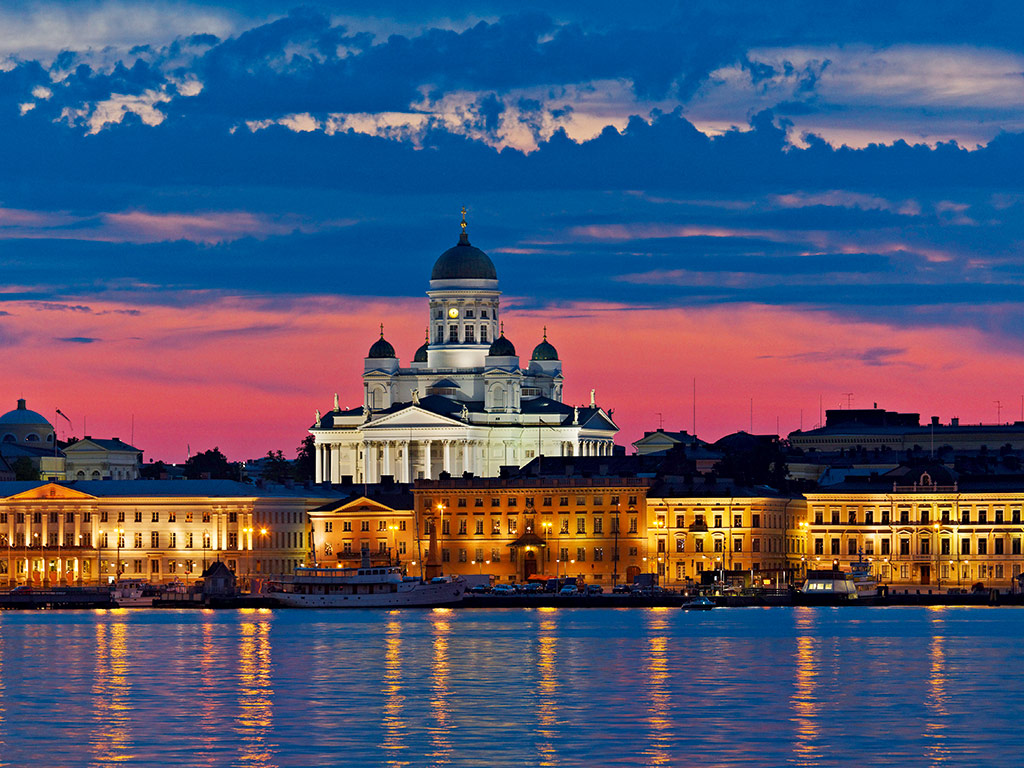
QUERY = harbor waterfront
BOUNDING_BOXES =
[0,607,1022,767]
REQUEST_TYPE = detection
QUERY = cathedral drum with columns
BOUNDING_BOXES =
[310,214,619,484]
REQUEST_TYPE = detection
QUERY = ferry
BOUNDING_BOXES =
[268,565,466,608]
[110,579,156,608]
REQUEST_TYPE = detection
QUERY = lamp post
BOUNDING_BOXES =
[933,522,941,589]
[388,524,399,564]
[115,527,124,582]
[541,521,552,575]
[612,504,620,588]
[242,527,253,580]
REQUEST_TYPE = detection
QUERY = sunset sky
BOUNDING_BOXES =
[5,1,1024,462]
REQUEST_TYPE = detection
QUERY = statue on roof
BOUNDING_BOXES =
[362,404,371,421]
[573,406,579,425]
[334,392,340,412]
[314,409,321,428]
[590,388,596,407]
[412,389,420,406]
[460,404,469,421]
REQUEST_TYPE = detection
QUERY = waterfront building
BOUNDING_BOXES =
[309,215,618,484]
[804,466,1024,590]
[0,479,328,587]
[413,475,652,584]
[307,484,418,569]
[647,480,800,586]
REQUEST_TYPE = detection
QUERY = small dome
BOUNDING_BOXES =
[367,327,396,359]
[0,398,52,427]
[531,327,559,361]
[413,342,428,363]
[488,334,516,357]
[431,225,497,280]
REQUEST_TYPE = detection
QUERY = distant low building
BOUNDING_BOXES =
[64,437,142,480]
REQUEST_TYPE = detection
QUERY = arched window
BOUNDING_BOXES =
[1,434,15,443]
[76,471,85,479]
[91,470,101,480]
[26,433,39,442]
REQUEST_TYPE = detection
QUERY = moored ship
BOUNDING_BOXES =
[267,565,465,608]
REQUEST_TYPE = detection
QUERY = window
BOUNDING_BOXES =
[831,510,840,525]
[559,519,569,534]
[694,539,704,553]
[508,519,517,535]
[979,509,988,524]
[629,547,638,557]
[847,510,857,525]
[752,538,760,552]
[559,496,569,507]
[202,533,211,549]
[881,510,890,524]
[436,324,443,341]
[457,498,467,508]
[151,511,159,523]
[480,326,488,342]
[576,518,586,534]
[169,532,177,548]
[996,509,1004,523]
[492,518,501,535]
[628,496,637,506]
[134,532,143,548]
[475,520,484,535]
[713,539,723,553]
[865,510,874,525]
[899,539,909,555]
[881,539,890,555]
[458,519,467,535]
[714,515,723,528]
[464,326,475,343]
[65,512,74,523]
[629,518,638,533]
[229,532,238,549]
[378,520,387,531]
[576,496,586,506]
[399,521,406,531]
[361,521,370,532]
[508,497,518,508]
[675,515,685,528]
[814,538,824,555]
[941,538,950,555]
[324,522,333,533]
[676,538,686,553]
[442,548,450,562]
[978,539,988,555]
[733,514,742,528]
[657,539,666,553]
[961,509,970,524]
[594,547,604,561]
[342,541,352,554]
[448,325,459,343]
[491,548,501,563]
[229,512,237,523]
[474,497,484,507]
[491,498,501,508]
[961,538,971,555]
[751,514,760,528]
[185,512,193,523]
[814,511,823,524]
[1014,539,1022,555]
[995,538,1005,555]
[118,512,125,523]
[343,521,352,532]
[474,548,484,561]
[442,520,450,535]
[168,512,175,523]
[202,512,211,523]
[542,496,552,507]
[576,547,586,562]
[151,531,159,548]
[919,509,929,525]
[593,518,603,534]
[920,538,930,555]
[1014,510,1022,524]
[465,309,475,319]
[186,533,193,549]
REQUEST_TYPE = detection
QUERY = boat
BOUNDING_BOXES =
[110,579,156,607]
[681,596,715,611]
[268,565,466,608]
[796,569,859,605]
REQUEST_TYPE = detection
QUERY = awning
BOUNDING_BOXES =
[508,531,547,549]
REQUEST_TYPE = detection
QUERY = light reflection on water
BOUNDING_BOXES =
[0,607,1023,766]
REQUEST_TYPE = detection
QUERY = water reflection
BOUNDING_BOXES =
[924,607,950,765]
[643,609,671,766]
[237,612,275,767]
[535,616,558,768]
[0,617,6,767]
[382,616,408,767]
[90,618,133,764]
[791,608,820,767]
[429,609,452,765]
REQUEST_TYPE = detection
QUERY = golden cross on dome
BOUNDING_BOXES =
[424,327,429,342]
[500,321,504,336]
[543,325,547,340]
[379,323,384,337]
[460,206,467,232]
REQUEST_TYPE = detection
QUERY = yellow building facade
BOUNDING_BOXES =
[412,477,653,585]
[0,481,316,587]
[805,474,1024,589]
[308,491,418,570]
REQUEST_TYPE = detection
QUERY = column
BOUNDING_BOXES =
[383,441,392,480]
[463,440,471,474]
[402,440,412,484]
[443,440,451,474]
[315,444,323,483]
[423,439,433,480]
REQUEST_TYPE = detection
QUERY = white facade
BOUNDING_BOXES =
[311,221,618,483]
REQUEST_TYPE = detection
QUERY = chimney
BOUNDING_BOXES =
[951,417,959,427]
[931,416,939,426]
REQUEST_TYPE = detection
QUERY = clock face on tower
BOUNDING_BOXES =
[448,307,460,319]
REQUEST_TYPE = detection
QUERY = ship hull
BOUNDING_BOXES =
[271,578,465,609]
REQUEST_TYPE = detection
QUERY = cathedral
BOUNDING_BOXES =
[309,214,619,483]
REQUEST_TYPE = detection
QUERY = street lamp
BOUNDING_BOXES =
[388,524,399,564]
[242,527,253,580]
[933,522,941,589]
[115,527,124,582]
[541,521,552,574]
[612,504,620,588]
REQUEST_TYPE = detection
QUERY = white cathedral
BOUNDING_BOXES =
[309,215,618,483]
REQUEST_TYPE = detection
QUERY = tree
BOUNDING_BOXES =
[262,450,293,484]
[183,447,237,480]
[139,460,167,480]
[294,434,316,483]
[11,457,38,481]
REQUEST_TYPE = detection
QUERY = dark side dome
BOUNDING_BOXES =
[367,325,396,359]
[531,327,559,361]
[413,329,429,363]
[431,212,497,280]
[488,334,516,357]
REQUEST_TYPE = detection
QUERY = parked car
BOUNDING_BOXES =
[612,584,632,594]
[469,584,491,594]
[521,583,544,594]
[492,583,516,595]
[586,584,604,595]
[558,585,579,596]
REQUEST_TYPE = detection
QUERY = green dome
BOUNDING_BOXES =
[413,342,428,363]
[431,232,497,280]
[488,334,516,357]
[531,329,559,361]
[367,328,396,359]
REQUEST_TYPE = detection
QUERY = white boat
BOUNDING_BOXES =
[111,579,155,607]
[681,596,715,611]
[268,565,466,608]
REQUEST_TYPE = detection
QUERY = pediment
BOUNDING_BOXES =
[580,410,618,432]
[337,496,411,515]
[7,482,96,501]
[367,406,465,429]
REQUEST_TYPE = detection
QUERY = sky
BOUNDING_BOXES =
[5,0,1024,462]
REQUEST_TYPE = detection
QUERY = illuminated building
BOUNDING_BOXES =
[307,486,417,569]
[804,466,1024,588]
[309,214,618,484]
[413,476,652,584]
[0,479,322,587]
[647,481,799,586]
